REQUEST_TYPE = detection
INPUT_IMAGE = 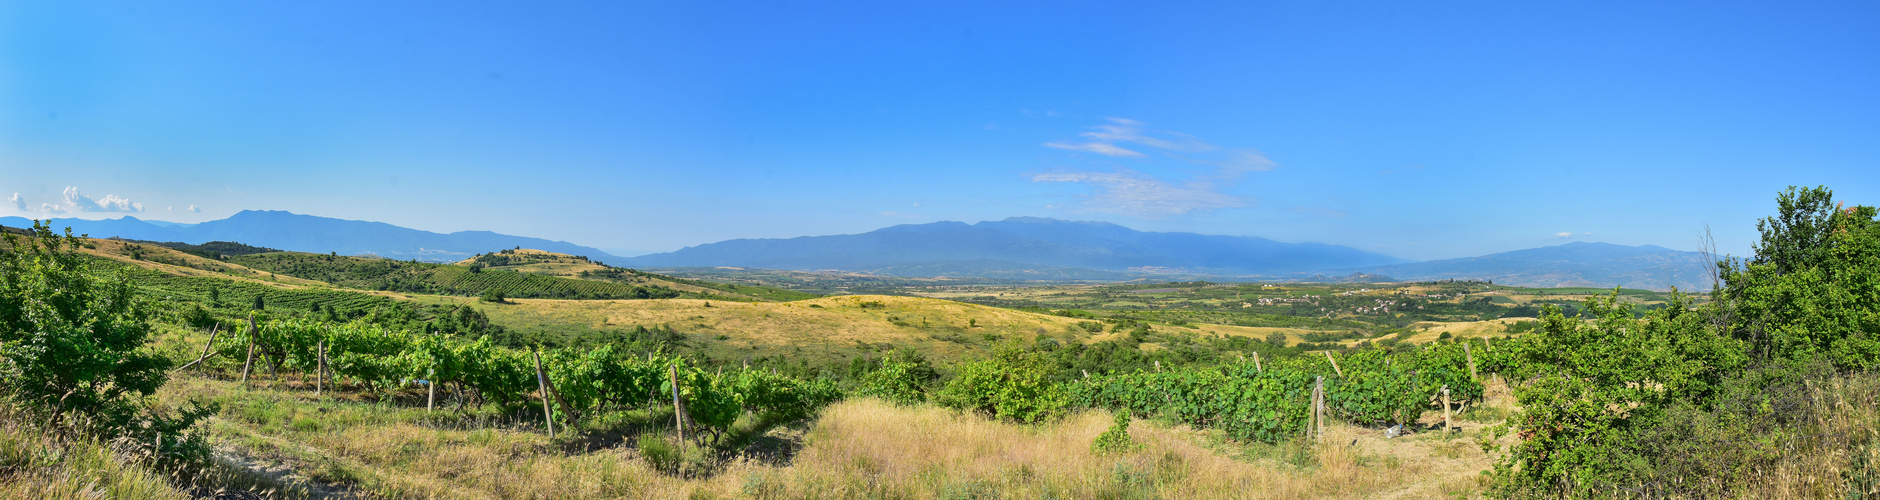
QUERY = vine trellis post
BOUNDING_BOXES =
[534,350,555,438]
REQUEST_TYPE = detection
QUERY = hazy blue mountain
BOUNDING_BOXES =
[1341,241,1714,291]
[622,217,1409,275]
[1,211,624,264]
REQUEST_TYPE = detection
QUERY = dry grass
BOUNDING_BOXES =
[0,400,188,500]
[401,293,1154,362]
[1396,318,1534,344]
[1738,372,1880,499]
[772,398,1488,499]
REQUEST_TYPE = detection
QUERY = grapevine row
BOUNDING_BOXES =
[206,318,842,440]
[1068,342,1487,443]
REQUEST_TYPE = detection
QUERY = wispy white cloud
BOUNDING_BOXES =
[1032,169,1246,216]
[189,204,201,213]
[7,193,21,211]
[60,186,144,213]
[1555,232,1575,239]
[1043,141,1145,158]
[1035,118,1280,217]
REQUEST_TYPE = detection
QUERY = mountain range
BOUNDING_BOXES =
[3,211,1716,290]
[0,211,621,264]
[1338,241,1716,291]
[619,217,1409,275]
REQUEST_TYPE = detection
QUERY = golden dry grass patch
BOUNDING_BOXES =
[1396,318,1533,344]
[468,294,1103,348]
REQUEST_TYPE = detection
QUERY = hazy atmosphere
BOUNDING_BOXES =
[6,1,1876,260]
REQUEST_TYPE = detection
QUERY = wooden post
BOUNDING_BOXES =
[427,368,436,413]
[173,325,226,373]
[1464,343,1478,381]
[1154,360,1161,372]
[1253,351,1263,373]
[534,350,555,438]
[315,339,325,395]
[240,341,256,386]
[669,364,687,443]
[1484,336,1493,352]
[1314,376,1326,441]
[321,340,331,392]
[1081,369,1090,379]
[1442,385,1452,434]
[1323,351,1344,378]
[264,348,279,388]
[194,324,220,371]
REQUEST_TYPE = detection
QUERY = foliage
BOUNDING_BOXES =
[1091,410,1137,455]
[0,222,169,427]
[1489,186,1880,496]
[0,221,214,468]
[207,314,841,442]
[857,348,939,405]
[935,343,1066,423]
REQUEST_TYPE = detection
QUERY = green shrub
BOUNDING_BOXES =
[0,222,215,469]
[859,350,938,405]
[935,343,1065,423]
[1091,410,1137,455]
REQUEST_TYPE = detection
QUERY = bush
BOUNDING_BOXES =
[0,221,214,467]
[858,350,938,405]
[935,343,1065,423]
[1091,410,1137,455]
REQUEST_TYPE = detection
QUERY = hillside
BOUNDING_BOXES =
[1343,241,1713,291]
[232,252,717,301]
[623,217,1407,276]
[2,211,627,263]
[461,249,819,301]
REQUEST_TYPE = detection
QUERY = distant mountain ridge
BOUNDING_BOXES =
[3,212,1716,290]
[0,211,624,264]
[622,217,1410,276]
[1340,241,1714,291]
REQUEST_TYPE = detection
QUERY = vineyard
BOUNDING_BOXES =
[196,317,843,444]
[232,252,715,301]
[1069,341,1491,443]
[103,264,402,313]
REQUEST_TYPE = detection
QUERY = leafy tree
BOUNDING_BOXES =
[1491,186,1880,496]
[1720,186,1880,369]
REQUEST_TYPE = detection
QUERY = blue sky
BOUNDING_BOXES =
[3,1,1875,260]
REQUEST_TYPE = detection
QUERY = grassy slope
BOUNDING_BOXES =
[399,293,1206,364]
